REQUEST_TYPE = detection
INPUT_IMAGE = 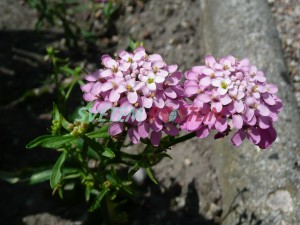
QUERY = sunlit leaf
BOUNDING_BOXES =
[26,134,77,149]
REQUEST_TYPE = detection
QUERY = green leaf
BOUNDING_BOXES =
[145,167,158,184]
[26,134,77,149]
[85,126,110,139]
[83,136,105,152]
[28,169,52,184]
[0,167,52,185]
[102,147,115,159]
[53,103,60,121]
[87,147,100,160]
[50,151,67,188]
[89,189,107,212]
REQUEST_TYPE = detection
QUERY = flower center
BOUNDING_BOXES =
[112,82,118,89]
[148,78,154,84]
[126,85,133,92]
[112,66,118,73]
[252,85,258,93]
[153,66,159,74]
[221,81,228,89]
[223,65,229,70]
[128,57,132,62]
[211,73,216,78]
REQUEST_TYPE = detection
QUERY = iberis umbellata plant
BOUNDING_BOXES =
[26,43,282,220]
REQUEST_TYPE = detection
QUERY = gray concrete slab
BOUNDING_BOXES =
[202,0,300,224]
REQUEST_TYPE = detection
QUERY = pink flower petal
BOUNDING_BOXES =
[109,123,124,136]
[196,126,210,138]
[220,95,232,105]
[164,123,179,136]
[108,89,120,102]
[234,100,244,113]
[91,82,102,95]
[150,131,162,146]
[128,128,140,144]
[232,114,243,129]
[138,122,150,139]
[205,55,216,67]
[244,108,254,121]
[127,91,138,104]
[215,117,227,132]
[83,93,97,101]
[257,127,277,149]
[165,87,177,99]
[135,107,147,122]
[199,76,211,86]
[196,93,211,103]
[266,84,278,94]
[100,69,112,78]
[211,101,222,113]
[262,93,276,105]
[101,82,113,92]
[258,116,271,129]
[81,83,94,92]
[192,66,205,74]
[203,68,214,76]
[185,85,198,96]
[142,97,153,108]
[167,64,178,73]
[247,127,261,145]
[257,104,270,116]
[185,71,198,80]
[231,129,246,147]
[85,71,99,81]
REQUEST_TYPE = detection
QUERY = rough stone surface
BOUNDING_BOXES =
[202,0,300,224]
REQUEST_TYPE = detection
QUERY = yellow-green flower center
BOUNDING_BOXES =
[148,78,154,84]
[221,81,228,89]
[126,85,133,92]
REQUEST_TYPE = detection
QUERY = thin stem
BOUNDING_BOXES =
[166,132,196,148]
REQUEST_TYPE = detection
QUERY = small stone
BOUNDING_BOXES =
[286,38,293,46]
[132,168,146,185]
[111,35,119,43]
[266,190,294,212]
[180,20,189,28]
[293,75,300,82]
[184,158,192,166]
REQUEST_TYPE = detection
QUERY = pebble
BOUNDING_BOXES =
[184,158,192,166]
[266,190,294,212]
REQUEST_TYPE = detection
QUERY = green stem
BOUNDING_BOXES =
[166,132,196,148]
[64,76,78,102]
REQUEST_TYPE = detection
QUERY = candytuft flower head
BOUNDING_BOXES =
[81,47,184,146]
[183,55,282,149]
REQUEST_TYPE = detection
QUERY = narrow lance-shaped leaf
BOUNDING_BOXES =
[26,134,77,149]
[89,189,107,212]
[85,125,110,139]
[50,151,67,188]
[102,147,115,159]
[145,167,158,184]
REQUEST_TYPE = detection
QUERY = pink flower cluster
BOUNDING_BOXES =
[183,55,283,149]
[82,48,282,149]
[81,47,185,146]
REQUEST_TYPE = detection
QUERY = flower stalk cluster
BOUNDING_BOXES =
[82,48,283,149]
